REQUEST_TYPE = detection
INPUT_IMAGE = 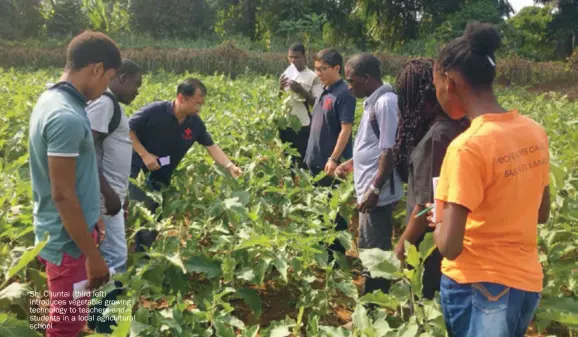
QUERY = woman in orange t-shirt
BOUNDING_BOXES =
[429,22,551,337]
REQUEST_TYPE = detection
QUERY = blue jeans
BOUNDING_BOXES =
[440,275,540,337]
[99,209,128,273]
[90,208,127,333]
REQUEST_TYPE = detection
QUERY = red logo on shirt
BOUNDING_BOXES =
[183,128,193,140]
[323,97,333,110]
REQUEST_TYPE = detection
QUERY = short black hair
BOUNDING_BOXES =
[346,53,381,80]
[315,48,343,70]
[117,58,141,78]
[66,31,121,71]
[177,78,207,97]
[436,21,501,88]
[289,42,306,55]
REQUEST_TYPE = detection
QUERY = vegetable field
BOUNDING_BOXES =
[0,69,576,337]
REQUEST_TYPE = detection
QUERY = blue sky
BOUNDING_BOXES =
[510,0,539,13]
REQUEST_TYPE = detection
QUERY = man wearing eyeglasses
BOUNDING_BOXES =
[304,48,356,258]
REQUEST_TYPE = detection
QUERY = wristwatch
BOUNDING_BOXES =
[329,157,339,164]
[226,162,234,169]
[369,184,380,195]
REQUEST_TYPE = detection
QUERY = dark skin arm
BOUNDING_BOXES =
[394,204,430,261]
[431,202,469,260]
[48,156,110,289]
[358,148,395,213]
[92,130,121,216]
[279,76,316,106]
[538,186,550,224]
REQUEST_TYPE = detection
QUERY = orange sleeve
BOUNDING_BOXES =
[435,145,485,212]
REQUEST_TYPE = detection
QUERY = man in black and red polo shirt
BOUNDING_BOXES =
[129,78,242,251]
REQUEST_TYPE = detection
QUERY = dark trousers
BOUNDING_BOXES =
[405,204,442,299]
[279,126,310,169]
[88,281,124,333]
[309,166,348,257]
[128,182,161,253]
[358,204,394,295]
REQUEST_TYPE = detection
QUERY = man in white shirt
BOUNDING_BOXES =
[279,42,323,169]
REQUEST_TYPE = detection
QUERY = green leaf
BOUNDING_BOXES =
[536,297,578,328]
[0,282,29,302]
[129,321,151,336]
[231,191,251,205]
[373,317,391,336]
[236,235,272,250]
[352,304,370,331]
[241,326,260,337]
[335,280,358,300]
[237,267,256,282]
[336,231,352,251]
[6,237,48,281]
[319,326,352,337]
[359,248,403,280]
[397,321,419,337]
[185,255,222,279]
[109,296,134,337]
[269,323,292,337]
[165,254,186,274]
[333,251,351,272]
[359,291,400,310]
[223,197,247,215]
[272,256,289,282]
[418,233,437,260]
[389,282,410,302]
[410,265,423,295]
[134,307,149,325]
[0,313,41,337]
[214,320,236,337]
[404,241,419,268]
[235,288,262,319]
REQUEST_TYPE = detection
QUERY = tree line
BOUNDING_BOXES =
[1,0,576,61]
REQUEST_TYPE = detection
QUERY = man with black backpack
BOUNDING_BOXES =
[85,58,142,333]
[336,53,403,295]
[86,58,142,275]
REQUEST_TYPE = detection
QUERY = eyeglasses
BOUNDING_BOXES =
[315,65,332,72]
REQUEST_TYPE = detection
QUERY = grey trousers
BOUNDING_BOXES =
[358,203,394,251]
[358,203,394,295]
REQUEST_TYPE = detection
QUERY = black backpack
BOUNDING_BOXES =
[100,91,122,137]
[49,83,122,137]
[368,94,409,195]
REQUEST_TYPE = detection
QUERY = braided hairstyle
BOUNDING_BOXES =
[436,21,501,88]
[393,58,439,168]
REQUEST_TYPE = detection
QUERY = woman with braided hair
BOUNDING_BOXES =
[392,57,469,299]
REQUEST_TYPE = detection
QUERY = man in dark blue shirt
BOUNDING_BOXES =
[305,48,355,178]
[305,48,356,259]
[128,78,242,251]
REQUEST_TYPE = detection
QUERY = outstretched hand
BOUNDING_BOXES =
[228,165,243,178]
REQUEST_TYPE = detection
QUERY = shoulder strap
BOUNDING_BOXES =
[101,91,122,137]
[367,88,397,195]
[369,104,380,139]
